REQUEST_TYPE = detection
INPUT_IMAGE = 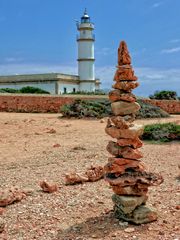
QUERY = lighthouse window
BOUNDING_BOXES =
[73,88,76,93]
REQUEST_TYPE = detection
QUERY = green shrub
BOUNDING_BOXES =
[142,123,180,142]
[20,86,50,94]
[60,99,111,118]
[64,90,106,95]
[149,90,178,100]
[0,88,20,93]
[60,99,169,119]
[0,86,50,94]
[136,99,169,118]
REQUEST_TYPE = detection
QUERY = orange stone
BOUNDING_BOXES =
[114,67,137,81]
[118,41,131,66]
[109,89,136,102]
[117,138,143,148]
[111,101,140,116]
[104,159,145,174]
[112,185,148,196]
[113,81,139,92]
[110,116,130,129]
[106,141,143,159]
[105,124,144,139]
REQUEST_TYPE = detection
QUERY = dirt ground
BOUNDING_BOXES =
[0,112,179,240]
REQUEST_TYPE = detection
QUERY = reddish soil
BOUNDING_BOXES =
[0,113,179,240]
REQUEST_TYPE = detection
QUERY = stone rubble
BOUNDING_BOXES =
[104,41,163,224]
[65,165,104,185]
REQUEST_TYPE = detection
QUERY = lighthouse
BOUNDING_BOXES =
[77,9,96,92]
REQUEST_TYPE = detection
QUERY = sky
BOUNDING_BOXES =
[0,0,180,96]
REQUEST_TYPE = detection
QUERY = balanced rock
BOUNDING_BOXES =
[104,159,145,175]
[118,41,131,65]
[111,101,140,116]
[105,124,144,139]
[113,81,139,92]
[109,89,136,102]
[112,194,147,214]
[109,116,130,129]
[117,138,143,148]
[112,184,148,196]
[106,141,143,159]
[114,205,158,224]
[114,67,137,81]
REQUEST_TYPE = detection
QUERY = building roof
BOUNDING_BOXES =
[0,73,79,83]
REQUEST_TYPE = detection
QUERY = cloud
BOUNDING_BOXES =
[96,47,115,56]
[161,47,180,53]
[152,2,162,8]
[0,63,179,97]
[170,39,180,43]
[4,57,24,63]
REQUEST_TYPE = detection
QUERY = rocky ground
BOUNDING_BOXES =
[0,112,179,240]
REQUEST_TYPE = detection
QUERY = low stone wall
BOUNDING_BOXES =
[142,99,180,114]
[0,94,179,114]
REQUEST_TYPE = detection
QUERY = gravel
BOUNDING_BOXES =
[0,112,179,240]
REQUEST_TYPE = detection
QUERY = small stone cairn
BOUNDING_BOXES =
[104,41,163,224]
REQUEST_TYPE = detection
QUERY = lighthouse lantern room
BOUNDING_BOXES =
[77,9,96,92]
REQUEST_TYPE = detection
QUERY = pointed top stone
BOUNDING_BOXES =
[118,41,131,66]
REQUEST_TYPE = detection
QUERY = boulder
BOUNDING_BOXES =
[111,101,140,116]
[112,194,148,214]
[105,124,144,140]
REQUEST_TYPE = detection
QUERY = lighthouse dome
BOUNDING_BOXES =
[81,9,90,23]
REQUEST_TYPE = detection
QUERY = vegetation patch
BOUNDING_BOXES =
[136,99,169,118]
[142,123,180,142]
[149,90,178,100]
[0,86,50,94]
[60,99,169,119]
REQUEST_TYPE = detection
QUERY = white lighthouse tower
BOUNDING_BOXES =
[77,9,96,92]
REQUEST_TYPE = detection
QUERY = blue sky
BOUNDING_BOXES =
[0,0,180,96]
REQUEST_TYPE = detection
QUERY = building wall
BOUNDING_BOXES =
[0,82,57,94]
[58,82,80,94]
[79,81,96,92]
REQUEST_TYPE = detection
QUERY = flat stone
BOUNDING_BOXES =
[117,138,143,148]
[106,141,143,160]
[105,124,144,139]
[105,171,163,187]
[112,194,147,214]
[110,116,130,129]
[112,184,148,196]
[104,159,145,175]
[114,205,158,224]
[109,89,136,103]
[113,81,139,92]
[111,101,140,116]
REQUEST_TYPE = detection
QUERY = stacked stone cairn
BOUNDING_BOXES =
[104,41,163,224]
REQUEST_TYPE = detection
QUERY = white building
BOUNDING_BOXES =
[0,10,100,94]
